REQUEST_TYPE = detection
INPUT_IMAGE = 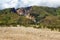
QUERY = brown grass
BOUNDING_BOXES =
[0,27,60,40]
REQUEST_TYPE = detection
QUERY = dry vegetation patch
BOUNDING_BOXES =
[0,27,60,40]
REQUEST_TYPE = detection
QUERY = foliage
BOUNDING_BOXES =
[0,6,60,31]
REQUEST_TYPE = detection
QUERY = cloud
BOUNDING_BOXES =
[0,0,60,9]
[0,0,18,9]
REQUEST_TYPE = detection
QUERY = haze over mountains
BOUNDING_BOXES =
[0,0,60,9]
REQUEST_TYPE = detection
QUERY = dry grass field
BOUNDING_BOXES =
[0,27,60,40]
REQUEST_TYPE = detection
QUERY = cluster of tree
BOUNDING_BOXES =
[31,6,60,29]
[0,6,60,30]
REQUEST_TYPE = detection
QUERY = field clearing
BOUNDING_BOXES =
[0,27,60,40]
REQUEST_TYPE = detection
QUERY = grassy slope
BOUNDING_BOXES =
[0,27,60,40]
[0,6,60,29]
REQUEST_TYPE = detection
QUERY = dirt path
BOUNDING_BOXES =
[0,27,60,40]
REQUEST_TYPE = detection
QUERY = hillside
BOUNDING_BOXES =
[0,6,60,30]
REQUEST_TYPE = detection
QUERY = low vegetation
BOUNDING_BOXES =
[0,6,60,31]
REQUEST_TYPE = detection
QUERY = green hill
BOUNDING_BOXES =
[0,6,60,29]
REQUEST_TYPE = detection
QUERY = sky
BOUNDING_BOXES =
[0,0,60,9]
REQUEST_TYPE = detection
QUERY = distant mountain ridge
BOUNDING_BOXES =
[0,6,60,28]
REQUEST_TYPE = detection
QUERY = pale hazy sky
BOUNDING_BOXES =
[0,0,60,9]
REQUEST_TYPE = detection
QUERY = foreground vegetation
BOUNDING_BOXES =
[0,27,60,40]
[0,6,60,31]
